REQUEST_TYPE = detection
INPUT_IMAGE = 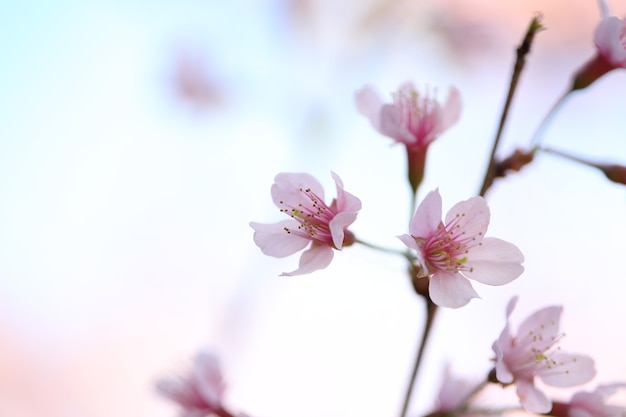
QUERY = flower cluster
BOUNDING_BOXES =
[155,2,626,417]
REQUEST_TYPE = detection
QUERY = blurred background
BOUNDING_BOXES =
[1,0,625,416]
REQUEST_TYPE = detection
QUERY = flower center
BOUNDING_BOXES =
[510,322,566,378]
[278,187,335,245]
[393,86,440,147]
[421,212,482,273]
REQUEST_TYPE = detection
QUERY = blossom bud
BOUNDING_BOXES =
[495,149,535,178]
[598,164,626,185]
[571,54,615,91]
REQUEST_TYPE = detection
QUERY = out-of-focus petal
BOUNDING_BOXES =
[539,353,596,387]
[355,85,384,131]
[595,16,626,65]
[440,86,462,132]
[516,305,562,345]
[517,381,552,414]
[380,104,415,144]
[194,351,224,407]
[492,342,514,384]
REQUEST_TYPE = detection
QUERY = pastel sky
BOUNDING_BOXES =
[0,1,625,416]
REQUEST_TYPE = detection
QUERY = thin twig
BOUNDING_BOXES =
[479,15,544,197]
[399,298,438,417]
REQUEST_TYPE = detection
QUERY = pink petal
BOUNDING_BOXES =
[280,244,334,276]
[539,353,596,387]
[155,377,196,407]
[409,189,442,237]
[595,17,626,65]
[331,171,362,213]
[380,104,416,144]
[250,220,310,257]
[516,305,562,346]
[194,351,224,407]
[444,195,489,239]
[435,365,475,411]
[440,86,462,132]
[398,234,420,252]
[271,172,325,207]
[463,238,524,285]
[355,85,384,131]
[598,0,610,18]
[492,341,514,384]
[516,380,552,413]
[569,408,594,417]
[506,295,519,318]
[329,212,358,249]
[428,270,480,308]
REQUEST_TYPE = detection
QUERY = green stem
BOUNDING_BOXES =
[399,298,438,417]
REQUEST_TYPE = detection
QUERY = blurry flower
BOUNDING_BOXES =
[492,297,596,414]
[572,0,626,90]
[398,189,524,308]
[430,366,481,415]
[172,48,224,111]
[558,384,626,417]
[355,82,461,149]
[250,172,361,276]
[594,0,626,68]
[156,350,227,417]
[355,82,461,192]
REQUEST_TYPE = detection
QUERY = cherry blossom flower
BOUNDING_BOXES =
[492,297,597,414]
[355,82,461,149]
[156,350,228,417]
[594,0,626,68]
[572,0,626,89]
[250,172,361,276]
[355,82,461,192]
[431,366,480,415]
[557,384,626,417]
[398,189,524,308]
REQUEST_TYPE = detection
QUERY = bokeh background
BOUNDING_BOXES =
[1,1,625,416]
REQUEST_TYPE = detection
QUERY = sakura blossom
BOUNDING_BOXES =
[355,82,461,149]
[250,171,361,276]
[155,350,227,417]
[492,297,596,414]
[431,366,481,415]
[565,384,626,417]
[398,189,524,308]
[594,0,626,69]
[572,0,626,89]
